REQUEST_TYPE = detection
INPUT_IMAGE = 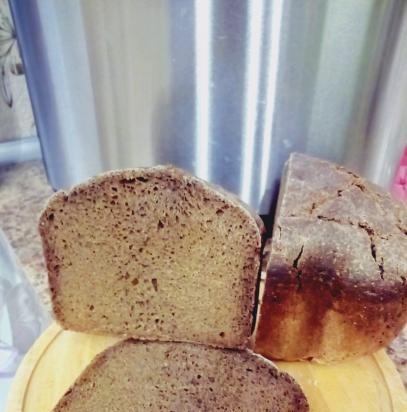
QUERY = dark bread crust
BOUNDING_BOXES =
[39,166,263,349]
[53,340,309,412]
[255,153,407,361]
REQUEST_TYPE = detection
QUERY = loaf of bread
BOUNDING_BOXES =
[39,166,263,349]
[255,153,407,361]
[53,340,309,412]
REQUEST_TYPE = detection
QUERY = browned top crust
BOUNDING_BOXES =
[273,152,407,288]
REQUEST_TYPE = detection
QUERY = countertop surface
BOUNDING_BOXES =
[0,160,406,388]
[0,161,53,309]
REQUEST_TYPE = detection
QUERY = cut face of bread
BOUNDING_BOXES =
[53,340,309,412]
[255,153,407,361]
[39,166,263,348]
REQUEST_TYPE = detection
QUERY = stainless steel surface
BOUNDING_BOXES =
[10,0,407,213]
[364,4,407,188]
[0,136,41,165]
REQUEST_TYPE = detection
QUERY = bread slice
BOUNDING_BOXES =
[53,340,309,412]
[39,166,263,349]
[255,153,407,361]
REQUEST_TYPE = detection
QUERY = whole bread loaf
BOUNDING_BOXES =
[39,166,263,349]
[255,153,407,361]
[53,340,309,412]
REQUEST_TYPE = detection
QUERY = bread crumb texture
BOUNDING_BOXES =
[39,166,261,348]
[53,340,309,412]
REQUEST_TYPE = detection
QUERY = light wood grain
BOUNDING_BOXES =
[6,323,407,412]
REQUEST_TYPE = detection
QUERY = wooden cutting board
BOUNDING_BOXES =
[6,323,407,412]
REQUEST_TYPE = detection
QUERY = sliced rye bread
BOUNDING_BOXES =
[255,153,407,361]
[39,166,264,349]
[53,340,309,412]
